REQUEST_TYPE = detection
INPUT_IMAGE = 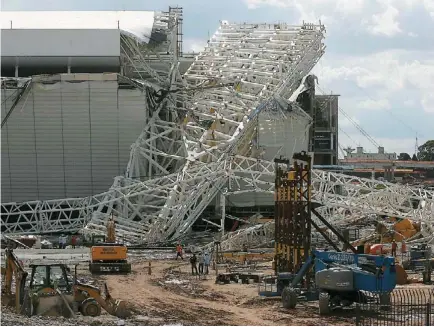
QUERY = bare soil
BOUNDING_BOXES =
[102,260,356,326]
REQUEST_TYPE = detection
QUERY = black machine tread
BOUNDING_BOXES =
[92,242,126,247]
[89,261,132,274]
[318,292,330,315]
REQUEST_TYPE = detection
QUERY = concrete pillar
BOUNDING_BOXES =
[14,65,19,77]
[67,66,71,74]
[220,195,226,237]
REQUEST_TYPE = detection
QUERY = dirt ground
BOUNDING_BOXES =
[100,260,355,326]
[4,255,431,326]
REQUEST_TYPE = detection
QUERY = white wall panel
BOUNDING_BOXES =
[118,89,147,177]
[1,74,148,203]
[1,29,121,57]
[61,81,93,196]
[1,89,14,202]
[3,87,39,201]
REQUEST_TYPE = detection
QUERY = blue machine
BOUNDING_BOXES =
[259,250,397,314]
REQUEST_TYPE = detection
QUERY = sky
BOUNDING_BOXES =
[2,0,433,157]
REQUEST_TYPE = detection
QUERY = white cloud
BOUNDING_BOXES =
[365,4,401,36]
[357,99,391,111]
[242,0,434,34]
[183,38,208,53]
[314,50,434,114]
[421,93,434,113]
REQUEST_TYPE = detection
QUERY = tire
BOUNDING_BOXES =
[281,287,297,309]
[80,298,101,317]
[318,292,330,315]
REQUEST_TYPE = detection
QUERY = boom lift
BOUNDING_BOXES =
[259,152,397,314]
[89,215,132,274]
[1,248,128,318]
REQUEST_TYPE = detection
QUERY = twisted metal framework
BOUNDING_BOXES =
[1,18,433,248]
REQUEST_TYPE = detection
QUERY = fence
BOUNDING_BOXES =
[355,288,434,326]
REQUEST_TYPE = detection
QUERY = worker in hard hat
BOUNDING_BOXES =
[198,252,205,274]
[204,252,211,275]
[190,253,198,275]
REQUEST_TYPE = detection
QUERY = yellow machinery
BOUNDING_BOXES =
[274,153,312,275]
[1,248,128,318]
[89,216,131,274]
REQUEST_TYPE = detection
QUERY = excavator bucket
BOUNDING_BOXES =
[103,283,130,318]
[113,300,128,319]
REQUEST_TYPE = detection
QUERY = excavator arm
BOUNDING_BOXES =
[1,248,28,313]
[106,219,116,243]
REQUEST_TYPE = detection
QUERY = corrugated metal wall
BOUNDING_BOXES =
[1,74,147,203]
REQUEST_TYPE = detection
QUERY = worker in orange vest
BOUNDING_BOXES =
[176,243,184,260]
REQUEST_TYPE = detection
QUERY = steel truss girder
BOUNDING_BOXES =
[2,156,433,242]
[141,22,327,243]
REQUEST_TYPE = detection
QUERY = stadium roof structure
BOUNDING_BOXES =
[0,11,155,43]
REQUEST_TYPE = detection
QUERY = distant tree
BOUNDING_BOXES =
[412,154,418,161]
[417,140,434,161]
[398,153,411,161]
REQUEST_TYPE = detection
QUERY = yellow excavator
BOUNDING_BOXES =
[1,248,129,318]
[89,216,131,274]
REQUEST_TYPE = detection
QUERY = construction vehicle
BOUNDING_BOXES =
[89,216,131,274]
[1,248,128,318]
[259,152,397,315]
[260,249,397,314]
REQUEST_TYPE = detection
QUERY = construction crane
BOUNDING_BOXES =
[89,215,132,274]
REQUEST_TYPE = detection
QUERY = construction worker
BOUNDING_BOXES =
[204,252,210,275]
[176,243,184,260]
[58,235,64,249]
[198,252,204,274]
[107,216,116,243]
[391,239,397,257]
[401,240,407,253]
[71,234,77,249]
[190,253,198,275]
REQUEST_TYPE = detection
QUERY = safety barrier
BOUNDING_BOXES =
[355,288,434,326]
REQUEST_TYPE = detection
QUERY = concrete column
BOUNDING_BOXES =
[220,195,226,237]
[14,65,19,77]
[67,66,71,74]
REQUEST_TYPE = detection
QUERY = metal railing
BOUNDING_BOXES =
[355,288,434,326]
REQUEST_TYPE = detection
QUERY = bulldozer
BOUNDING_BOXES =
[89,215,131,274]
[1,248,129,318]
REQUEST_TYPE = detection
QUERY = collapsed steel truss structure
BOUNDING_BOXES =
[1,16,433,247]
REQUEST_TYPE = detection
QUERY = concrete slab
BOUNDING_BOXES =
[1,248,90,264]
